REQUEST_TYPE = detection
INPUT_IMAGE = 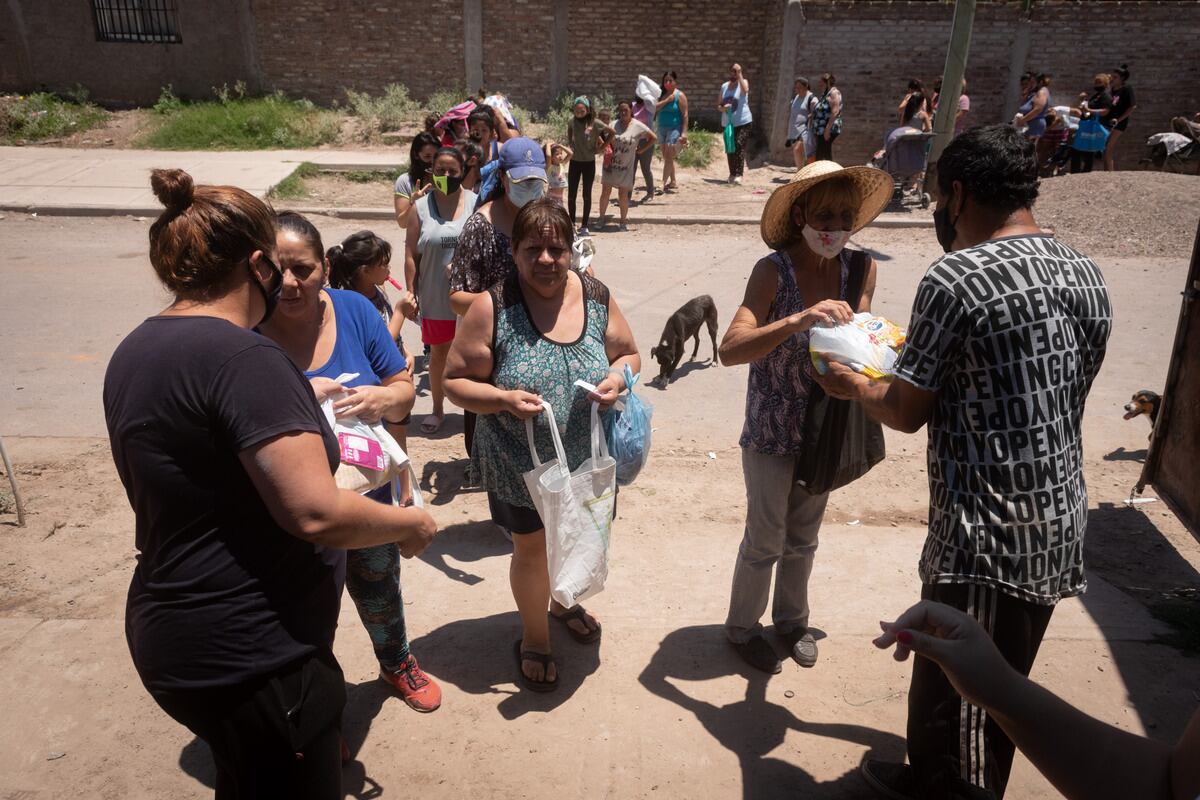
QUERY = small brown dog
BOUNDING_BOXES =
[1123,390,1162,438]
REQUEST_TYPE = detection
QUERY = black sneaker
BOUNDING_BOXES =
[730,635,781,674]
[860,759,917,800]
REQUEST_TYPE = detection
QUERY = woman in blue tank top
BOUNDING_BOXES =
[655,70,689,193]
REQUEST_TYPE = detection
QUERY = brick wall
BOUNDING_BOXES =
[251,0,466,104]
[772,0,1200,166]
[4,0,1197,169]
[565,0,774,127]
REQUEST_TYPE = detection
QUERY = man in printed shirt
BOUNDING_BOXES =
[818,124,1112,800]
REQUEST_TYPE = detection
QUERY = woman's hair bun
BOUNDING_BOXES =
[150,168,195,214]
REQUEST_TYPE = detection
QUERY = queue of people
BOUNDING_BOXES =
[101,64,1190,796]
[1016,65,1138,174]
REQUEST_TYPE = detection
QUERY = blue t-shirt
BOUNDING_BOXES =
[305,289,407,387]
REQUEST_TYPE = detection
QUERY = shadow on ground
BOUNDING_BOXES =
[409,611,600,720]
[638,624,904,799]
[1081,502,1200,734]
[418,519,511,585]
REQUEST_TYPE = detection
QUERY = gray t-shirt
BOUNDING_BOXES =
[601,118,651,190]
[893,234,1111,605]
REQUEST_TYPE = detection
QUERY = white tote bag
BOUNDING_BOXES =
[523,403,617,608]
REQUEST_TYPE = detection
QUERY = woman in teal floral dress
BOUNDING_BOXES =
[445,199,639,692]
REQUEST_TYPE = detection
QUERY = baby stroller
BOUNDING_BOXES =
[1142,117,1200,174]
[871,129,933,208]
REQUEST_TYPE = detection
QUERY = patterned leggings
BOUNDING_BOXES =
[346,487,409,668]
[726,123,752,178]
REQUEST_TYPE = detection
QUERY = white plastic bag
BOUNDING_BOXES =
[809,312,906,380]
[636,75,661,108]
[523,403,616,608]
[320,374,420,505]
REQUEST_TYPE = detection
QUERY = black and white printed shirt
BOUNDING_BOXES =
[894,234,1111,605]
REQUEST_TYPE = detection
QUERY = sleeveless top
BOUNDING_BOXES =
[473,272,612,508]
[739,249,851,456]
[659,90,683,130]
[813,89,843,136]
[414,188,478,322]
[721,82,752,127]
[1019,89,1050,138]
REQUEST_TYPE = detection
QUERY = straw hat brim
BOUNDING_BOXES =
[759,162,893,250]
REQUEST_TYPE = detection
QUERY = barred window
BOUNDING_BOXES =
[93,0,182,44]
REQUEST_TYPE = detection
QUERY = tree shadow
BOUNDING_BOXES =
[418,519,511,585]
[1080,503,1200,732]
[1102,446,1148,463]
[638,625,904,799]
[408,611,600,720]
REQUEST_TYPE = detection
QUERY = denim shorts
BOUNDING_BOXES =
[659,127,683,146]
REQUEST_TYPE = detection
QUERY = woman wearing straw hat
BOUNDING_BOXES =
[717,160,891,674]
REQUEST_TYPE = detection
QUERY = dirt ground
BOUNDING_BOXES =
[1,207,1199,798]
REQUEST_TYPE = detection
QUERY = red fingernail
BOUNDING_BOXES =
[896,630,913,645]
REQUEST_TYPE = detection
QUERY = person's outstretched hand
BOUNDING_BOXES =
[874,600,1015,711]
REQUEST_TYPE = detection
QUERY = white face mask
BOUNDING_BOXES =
[801,224,851,259]
[507,177,547,208]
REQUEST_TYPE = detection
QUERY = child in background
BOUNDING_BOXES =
[544,141,573,205]
[457,138,485,192]
[596,109,615,169]
[327,230,419,505]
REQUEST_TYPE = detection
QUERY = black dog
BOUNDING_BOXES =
[649,295,719,386]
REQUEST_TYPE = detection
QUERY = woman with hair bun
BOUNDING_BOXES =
[103,170,436,797]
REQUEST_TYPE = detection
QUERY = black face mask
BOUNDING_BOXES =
[468,132,484,143]
[253,255,284,325]
[933,201,958,253]
[434,173,465,195]
[415,160,432,181]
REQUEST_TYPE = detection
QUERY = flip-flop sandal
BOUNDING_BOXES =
[514,641,558,692]
[420,415,444,434]
[551,606,602,644]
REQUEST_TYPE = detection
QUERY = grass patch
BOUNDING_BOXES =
[0,90,107,144]
[269,162,319,199]
[676,126,717,169]
[345,84,421,136]
[138,84,340,150]
[343,169,402,183]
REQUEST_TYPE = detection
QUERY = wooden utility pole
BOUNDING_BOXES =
[929,0,978,171]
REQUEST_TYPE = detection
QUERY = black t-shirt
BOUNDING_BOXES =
[1110,85,1136,129]
[1086,89,1114,128]
[103,316,342,692]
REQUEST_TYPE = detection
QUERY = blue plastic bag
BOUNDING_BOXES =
[603,365,653,486]
[1073,115,1110,153]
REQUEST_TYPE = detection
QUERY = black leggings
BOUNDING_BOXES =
[815,131,838,161]
[568,159,596,227]
[1069,148,1096,173]
[152,648,346,800]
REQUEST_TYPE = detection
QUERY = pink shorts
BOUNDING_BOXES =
[421,318,456,345]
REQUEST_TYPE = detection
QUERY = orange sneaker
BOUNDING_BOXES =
[380,654,442,713]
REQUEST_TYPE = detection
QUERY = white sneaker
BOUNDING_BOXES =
[734,175,744,185]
